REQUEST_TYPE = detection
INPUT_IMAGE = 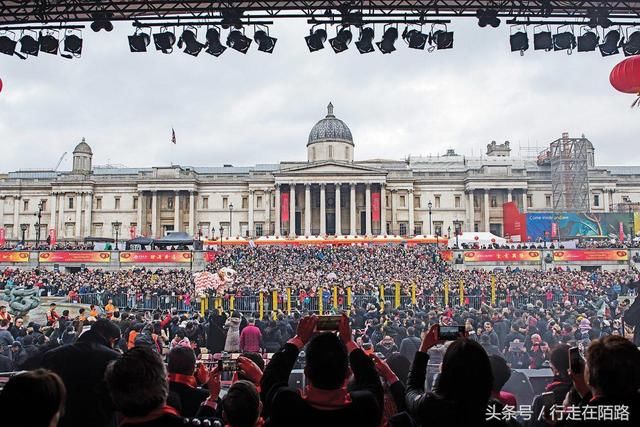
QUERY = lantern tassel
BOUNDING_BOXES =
[633,94,640,108]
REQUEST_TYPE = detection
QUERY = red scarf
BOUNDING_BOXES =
[301,385,352,410]
[167,373,197,388]
[119,405,180,426]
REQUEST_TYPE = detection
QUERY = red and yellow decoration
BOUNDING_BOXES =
[120,251,192,263]
[553,250,628,262]
[39,251,111,263]
[0,252,29,263]
[464,250,541,262]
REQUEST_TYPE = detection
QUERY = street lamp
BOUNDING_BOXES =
[229,203,234,237]
[20,224,28,245]
[427,201,433,235]
[448,226,451,239]
[34,201,43,247]
[219,225,224,248]
[112,221,121,250]
[453,220,460,248]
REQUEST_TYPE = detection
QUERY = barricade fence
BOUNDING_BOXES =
[71,285,590,320]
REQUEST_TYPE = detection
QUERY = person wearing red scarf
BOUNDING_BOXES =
[260,314,383,427]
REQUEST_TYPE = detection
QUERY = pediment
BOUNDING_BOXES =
[276,161,386,176]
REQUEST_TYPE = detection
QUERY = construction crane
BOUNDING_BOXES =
[54,152,67,171]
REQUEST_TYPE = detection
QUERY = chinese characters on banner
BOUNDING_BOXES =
[371,192,381,221]
[120,251,192,263]
[464,250,541,262]
[0,252,29,263]
[281,192,289,222]
[38,251,111,263]
[553,250,628,262]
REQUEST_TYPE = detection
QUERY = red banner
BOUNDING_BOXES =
[49,229,56,247]
[130,226,137,239]
[120,251,192,263]
[553,250,628,262]
[551,223,558,239]
[502,202,527,242]
[619,222,625,241]
[281,192,290,222]
[0,228,5,246]
[464,250,541,262]
[203,251,217,262]
[0,251,29,263]
[440,250,454,262]
[371,192,381,221]
[39,251,111,263]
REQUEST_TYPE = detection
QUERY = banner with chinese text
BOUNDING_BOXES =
[439,250,454,262]
[120,251,192,263]
[39,251,111,263]
[281,192,289,222]
[371,192,381,221]
[553,250,628,262]
[464,250,541,263]
[0,228,5,246]
[0,251,29,263]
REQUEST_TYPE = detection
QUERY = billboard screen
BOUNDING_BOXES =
[525,212,635,240]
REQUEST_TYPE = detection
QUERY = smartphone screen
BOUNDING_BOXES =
[569,346,583,374]
[438,325,464,341]
[316,315,341,331]
[218,359,239,372]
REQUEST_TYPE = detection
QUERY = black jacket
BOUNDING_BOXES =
[168,381,210,418]
[623,296,640,346]
[261,342,383,427]
[41,330,120,427]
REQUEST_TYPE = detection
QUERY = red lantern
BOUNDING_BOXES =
[0,78,3,94]
[610,56,640,107]
[474,235,479,241]
[491,238,496,243]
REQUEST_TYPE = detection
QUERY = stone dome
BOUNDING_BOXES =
[73,138,93,155]
[307,103,354,146]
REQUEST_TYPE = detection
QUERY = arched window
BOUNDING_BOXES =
[328,145,334,160]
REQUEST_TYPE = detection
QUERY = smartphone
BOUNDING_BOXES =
[438,325,465,341]
[316,315,341,331]
[374,352,386,360]
[540,391,555,412]
[569,346,583,374]
[218,359,239,372]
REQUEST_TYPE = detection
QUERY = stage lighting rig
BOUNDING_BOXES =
[355,27,374,54]
[476,9,500,28]
[623,29,640,56]
[577,29,599,52]
[430,27,454,50]
[128,29,150,52]
[154,28,176,54]
[377,26,398,54]
[305,27,327,52]
[91,13,113,32]
[19,31,39,57]
[509,26,529,53]
[205,27,226,57]
[599,29,621,56]
[254,28,277,53]
[39,30,59,55]
[533,26,553,51]
[329,27,352,53]
[553,27,576,52]
[0,31,18,56]
[227,29,252,54]
[178,27,204,56]
[403,27,428,50]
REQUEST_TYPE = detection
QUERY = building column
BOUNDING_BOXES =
[13,196,20,238]
[391,190,398,235]
[522,191,528,214]
[365,184,372,236]
[49,193,57,235]
[274,185,281,236]
[173,191,180,232]
[84,192,92,238]
[264,189,271,235]
[320,184,327,236]
[484,190,490,232]
[507,189,513,203]
[137,191,143,236]
[335,184,341,236]
[466,191,474,232]
[304,184,311,236]
[75,192,82,238]
[408,189,415,236]
[248,190,255,238]
[349,183,356,235]
[189,191,196,235]
[151,191,158,237]
[289,184,296,236]
[380,184,387,235]
[58,194,65,238]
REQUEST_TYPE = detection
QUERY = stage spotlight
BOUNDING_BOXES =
[476,9,500,28]
[205,28,226,57]
[553,30,576,52]
[305,28,327,52]
[39,31,59,55]
[0,33,17,56]
[19,32,39,56]
[91,13,113,32]
[533,28,552,51]
[577,30,599,52]
[587,7,612,29]
[623,30,640,56]
[510,29,529,52]
[178,28,204,56]
[154,29,176,54]
[355,27,375,54]
[376,27,398,54]
[430,29,454,50]
[254,29,277,53]
[403,27,428,50]
[227,30,252,54]
[599,29,621,56]
[329,27,352,53]
[128,31,150,53]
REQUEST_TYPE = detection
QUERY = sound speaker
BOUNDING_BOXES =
[503,369,554,406]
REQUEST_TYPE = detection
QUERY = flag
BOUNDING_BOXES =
[171,128,176,144]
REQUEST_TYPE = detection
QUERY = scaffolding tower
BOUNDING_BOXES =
[549,133,591,213]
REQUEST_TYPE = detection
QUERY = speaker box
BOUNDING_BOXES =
[503,369,554,406]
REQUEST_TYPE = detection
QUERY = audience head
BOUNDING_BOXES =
[488,355,511,393]
[305,332,348,390]
[549,344,570,380]
[167,346,196,375]
[222,380,262,427]
[585,335,640,399]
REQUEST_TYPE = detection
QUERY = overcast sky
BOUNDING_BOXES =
[0,19,638,172]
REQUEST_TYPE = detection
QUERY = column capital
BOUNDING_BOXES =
[335,182,341,189]
[320,183,326,189]
[304,183,311,189]
[391,189,398,193]
[365,183,371,189]
[274,183,280,189]
[249,189,255,195]
[289,182,296,187]
[350,182,357,188]
[189,189,196,195]
[408,188,414,194]
[174,189,180,194]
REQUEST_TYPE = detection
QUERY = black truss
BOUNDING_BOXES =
[0,1,640,25]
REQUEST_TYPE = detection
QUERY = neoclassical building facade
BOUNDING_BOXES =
[1,104,640,242]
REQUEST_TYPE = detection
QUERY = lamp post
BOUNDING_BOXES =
[219,225,224,248]
[34,201,43,247]
[20,224,28,246]
[112,221,121,250]
[453,220,460,248]
[427,201,433,235]
[448,226,451,239]
[229,203,234,237]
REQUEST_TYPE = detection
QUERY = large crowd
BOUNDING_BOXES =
[0,245,639,426]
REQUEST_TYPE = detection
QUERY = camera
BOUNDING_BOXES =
[316,315,341,331]
[437,325,465,341]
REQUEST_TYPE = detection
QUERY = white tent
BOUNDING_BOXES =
[449,232,507,248]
